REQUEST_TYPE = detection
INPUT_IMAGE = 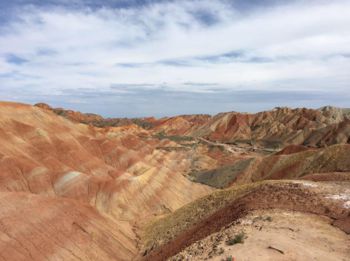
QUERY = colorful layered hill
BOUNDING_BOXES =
[152,106,350,148]
[36,103,350,149]
[35,103,156,129]
[0,102,225,260]
[0,101,349,261]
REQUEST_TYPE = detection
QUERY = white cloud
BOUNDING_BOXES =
[0,0,349,115]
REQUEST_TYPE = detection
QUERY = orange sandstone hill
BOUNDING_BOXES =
[0,101,348,261]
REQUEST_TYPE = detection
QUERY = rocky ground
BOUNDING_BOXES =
[141,181,350,261]
[169,209,350,261]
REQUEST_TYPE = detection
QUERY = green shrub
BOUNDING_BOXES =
[265,216,272,222]
[226,232,245,245]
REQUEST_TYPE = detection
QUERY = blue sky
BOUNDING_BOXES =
[0,0,350,117]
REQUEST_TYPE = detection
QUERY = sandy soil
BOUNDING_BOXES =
[169,209,350,261]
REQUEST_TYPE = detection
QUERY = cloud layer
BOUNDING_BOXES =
[0,0,349,116]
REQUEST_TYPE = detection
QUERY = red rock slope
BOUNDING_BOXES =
[0,102,215,260]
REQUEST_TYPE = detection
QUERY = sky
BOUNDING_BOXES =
[0,0,349,117]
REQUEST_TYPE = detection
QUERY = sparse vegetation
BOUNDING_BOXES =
[154,132,195,142]
[142,181,277,252]
[221,256,233,261]
[265,216,272,222]
[189,158,254,188]
[253,215,273,223]
[143,179,347,258]
[226,232,245,245]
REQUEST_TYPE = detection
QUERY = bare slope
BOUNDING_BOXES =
[0,192,137,261]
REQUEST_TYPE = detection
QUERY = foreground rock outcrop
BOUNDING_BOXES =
[170,209,350,261]
[141,181,350,260]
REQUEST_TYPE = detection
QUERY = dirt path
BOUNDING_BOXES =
[198,138,244,154]
[198,138,277,155]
